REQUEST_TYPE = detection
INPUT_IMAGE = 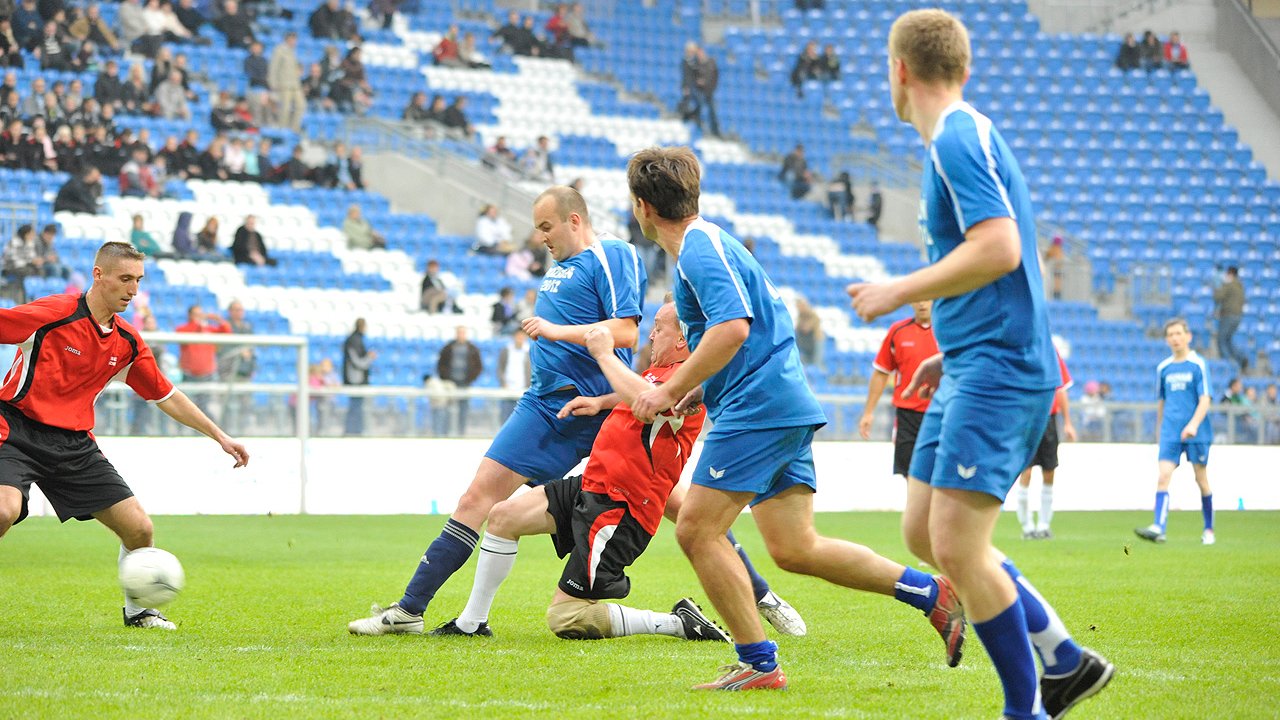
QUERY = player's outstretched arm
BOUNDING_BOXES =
[847,217,1021,322]
[860,369,891,439]
[557,393,621,419]
[521,316,638,349]
[632,319,748,422]
[582,326,655,408]
[156,390,249,467]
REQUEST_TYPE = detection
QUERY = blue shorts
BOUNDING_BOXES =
[484,390,607,485]
[1158,438,1210,466]
[691,425,820,506]
[908,376,1054,500]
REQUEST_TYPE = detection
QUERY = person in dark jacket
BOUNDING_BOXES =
[343,317,376,435]
[1115,32,1141,71]
[53,164,101,214]
[434,325,482,436]
[231,215,276,266]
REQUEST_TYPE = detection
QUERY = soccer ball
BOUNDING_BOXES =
[119,547,185,608]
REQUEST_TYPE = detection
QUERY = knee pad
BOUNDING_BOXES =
[546,598,612,640]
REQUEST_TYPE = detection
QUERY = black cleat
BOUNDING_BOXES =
[429,618,493,637]
[123,608,176,629]
[673,598,731,642]
[1041,647,1115,720]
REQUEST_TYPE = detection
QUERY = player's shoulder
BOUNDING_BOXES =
[1156,354,1176,372]
[932,102,994,157]
[1186,351,1209,373]
[27,292,82,312]
[887,316,916,333]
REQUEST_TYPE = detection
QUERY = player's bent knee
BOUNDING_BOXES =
[546,599,612,640]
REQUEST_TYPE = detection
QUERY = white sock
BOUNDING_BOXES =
[1016,485,1032,530]
[1039,485,1055,530]
[606,604,683,638]
[456,533,519,633]
[119,546,146,616]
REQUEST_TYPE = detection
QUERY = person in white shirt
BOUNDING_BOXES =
[473,204,515,255]
[497,329,531,421]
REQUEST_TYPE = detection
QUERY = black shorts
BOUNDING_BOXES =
[893,407,926,477]
[0,402,132,524]
[543,475,653,601]
[1027,415,1060,471]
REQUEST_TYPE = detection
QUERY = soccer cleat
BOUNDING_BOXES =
[1037,528,1054,540]
[928,575,966,668]
[347,602,424,635]
[1134,525,1166,543]
[1022,527,1037,540]
[693,661,788,690]
[756,590,807,636]
[673,598,731,642]
[123,608,176,630]
[1202,529,1215,545]
[429,618,493,637]
[1041,647,1115,719]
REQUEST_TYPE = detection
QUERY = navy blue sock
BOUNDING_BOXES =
[726,529,770,602]
[893,566,939,614]
[398,518,479,615]
[1201,494,1214,531]
[735,639,779,672]
[972,599,1043,720]
[1002,559,1081,675]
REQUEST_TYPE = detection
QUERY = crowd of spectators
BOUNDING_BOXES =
[1115,30,1189,72]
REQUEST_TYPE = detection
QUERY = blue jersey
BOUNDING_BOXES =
[1157,352,1213,443]
[530,234,645,398]
[921,101,1058,391]
[673,218,826,431]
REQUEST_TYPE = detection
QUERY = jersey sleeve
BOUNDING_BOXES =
[678,229,753,328]
[126,341,176,402]
[932,121,1016,233]
[592,242,643,322]
[873,325,897,373]
[0,296,73,344]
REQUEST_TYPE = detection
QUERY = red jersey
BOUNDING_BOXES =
[0,293,174,431]
[580,362,706,535]
[872,318,939,413]
[1051,352,1072,416]
[175,317,231,378]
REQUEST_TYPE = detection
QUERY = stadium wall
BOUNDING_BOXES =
[19,439,1278,518]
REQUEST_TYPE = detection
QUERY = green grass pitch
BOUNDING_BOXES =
[1,510,1277,719]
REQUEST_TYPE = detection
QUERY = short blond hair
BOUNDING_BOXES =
[889,9,971,85]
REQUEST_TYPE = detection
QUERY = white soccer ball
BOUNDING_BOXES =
[119,547,185,608]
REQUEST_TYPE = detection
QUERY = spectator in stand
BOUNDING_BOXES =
[1078,380,1107,441]
[343,317,376,436]
[196,216,222,257]
[218,299,256,433]
[473,203,515,256]
[209,91,238,131]
[171,211,196,257]
[348,146,365,187]
[867,180,883,232]
[435,325,483,436]
[514,286,537,321]
[19,76,48,119]
[244,41,269,89]
[433,24,462,67]
[681,42,720,136]
[1140,30,1162,72]
[223,136,247,179]
[129,213,169,258]
[1263,384,1280,444]
[3,224,42,286]
[11,0,42,50]
[158,135,185,178]
[420,258,460,313]
[519,135,554,182]
[200,137,232,181]
[496,329,530,421]
[0,19,23,68]
[120,146,162,198]
[491,286,519,334]
[369,0,399,29]
[566,3,594,49]
[304,62,336,112]
[175,129,203,178]
[484,135,517,173]
[1164,31,1189,70]
[241,137,272,183]
[504,233,549,280]
[154,69,191,120]
[544,3,573,59]
[790,169,813,200]
[1213,265,1247,370]
[35,223,69,279]
[491,11,539,57]
[1042,236,1065,300]
[459,31,490,70]
[0,90,19,126]
[827,170,854,221]
[793,296,824,367]
[322,141,360,189]
[342,204,385,250]
[120,63,153,116]
[403,91,431,124]
[19,119,57,171]
[177,304,232,418]
[53,164,101,214]
[174,0,204,36]
[1115,32,1141,71]
[441,95,472,137]
[1220,376,1243,404]
[35,20,71,71]
[334,46,372,115]
[232,215,276,266]
[282,143,311,183]
[243,90,270,129]
[426,93,447,123]
[790,41,821,97]
[779,143,806,185]
[270,31,305,132]
[0,119,22,166]
[94,59,123,111]
[215,0,256,49]
[817,43,840,81]
[309,0,355,41]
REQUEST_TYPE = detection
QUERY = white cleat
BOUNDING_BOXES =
[1202,529,1216,545]
[123,608,176,630]
[757,590,807,636]
[348,602,424,635]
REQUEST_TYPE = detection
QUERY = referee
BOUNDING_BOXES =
[859,300,938,478]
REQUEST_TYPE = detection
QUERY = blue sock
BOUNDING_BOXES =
[1002,560,1082,675]
[726,529,770,602]
[1201,494,1214,531]
[735,639,779,672]
[972,599,1044,720]
[398,518,479,615]
[1154,490,1170,532]
[893,566,939,614]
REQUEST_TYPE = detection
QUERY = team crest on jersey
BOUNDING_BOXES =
[109,355,118,367]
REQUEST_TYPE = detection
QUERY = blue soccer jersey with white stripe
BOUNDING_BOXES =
[530,234,646,397]
[1157,352,1213,443]
[673,218,826,431]
[922,101,1059,391]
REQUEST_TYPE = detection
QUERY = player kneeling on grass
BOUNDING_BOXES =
[0,242,250,630]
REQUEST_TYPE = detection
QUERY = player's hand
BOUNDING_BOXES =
[221,438,249,468]
[672,385,703,416]
[1063,421,1078,442]
[557,395,603,419]
[522,316,563,342]
[583,325,614,359]
[847,282,905,322]
[1181,423,1198,440]
[858,413,873,440]
[903,353,944,400]
[632,384,676,423]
